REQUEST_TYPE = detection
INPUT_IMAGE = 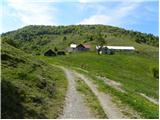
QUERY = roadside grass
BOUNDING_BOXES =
[75,78,107,119]
[87,73,158,119]
[2,42,68,118]
[73,68,158,119]
[37,51,159,119]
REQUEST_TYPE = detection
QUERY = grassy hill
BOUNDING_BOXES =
[1,41,67,118]
[1,25,158,58]
[1,25,159,118]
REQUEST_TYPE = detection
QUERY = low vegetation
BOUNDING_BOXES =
[1,42,68,118]
[87,73,158,119]
[151,67,159,79]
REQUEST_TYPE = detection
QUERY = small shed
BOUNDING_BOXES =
[57,51,66,55]
[97,47,113,55]
[75,44,86,51]
[44,49,56,56]
[69,43,91,52]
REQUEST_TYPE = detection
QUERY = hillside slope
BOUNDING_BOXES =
[1,42,67,118]
[1,25,158,58]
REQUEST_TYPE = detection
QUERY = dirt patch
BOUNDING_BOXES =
[97,76,126,93]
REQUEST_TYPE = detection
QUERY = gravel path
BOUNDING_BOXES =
[59,67,95,119]
[54,65,141,119]
[73,71,126,119]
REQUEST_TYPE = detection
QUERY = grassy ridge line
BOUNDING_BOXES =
[1,42,68,118]
[75,78,107,118]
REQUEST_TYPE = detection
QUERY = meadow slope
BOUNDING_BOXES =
[1,42,68,118]
[38,52,159,118]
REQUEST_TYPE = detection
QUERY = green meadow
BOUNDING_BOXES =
[38,51,159,118]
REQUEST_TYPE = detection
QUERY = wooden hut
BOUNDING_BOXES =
[44,49,56,56]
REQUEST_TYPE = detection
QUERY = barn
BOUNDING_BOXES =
[69,43,91,52]
[44,49,56,56]
[107,46,135,51]
[75,44,86,51]
[96,46,135,54]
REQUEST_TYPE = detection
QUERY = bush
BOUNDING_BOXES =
[152,67,159,79]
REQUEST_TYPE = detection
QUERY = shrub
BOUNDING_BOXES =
[152,67,159,79]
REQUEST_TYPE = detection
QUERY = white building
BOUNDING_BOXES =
[70,43,77,48]
[96,45,135,54]
[106,46,135,50]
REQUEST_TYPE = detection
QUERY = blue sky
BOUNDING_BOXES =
[1,0,159,35]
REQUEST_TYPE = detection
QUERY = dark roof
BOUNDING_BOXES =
[44,49,56,56]
[76,44,85,48]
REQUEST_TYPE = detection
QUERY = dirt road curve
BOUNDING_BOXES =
[54,65,140,119]
[58,67,95,119]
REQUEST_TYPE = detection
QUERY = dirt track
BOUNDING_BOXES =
[58,67,94,119]
[55,65,141,119]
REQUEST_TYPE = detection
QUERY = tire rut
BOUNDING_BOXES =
[58,67,95,119]
[53,65,141,119]
[73,71,126,119]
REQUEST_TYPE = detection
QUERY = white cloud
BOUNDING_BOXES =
[7,0,158,4]
[78,1,140,26]
[7,0,58,25]
[79,15,111,25]
[78,0,105,3]
[78,0,158,3]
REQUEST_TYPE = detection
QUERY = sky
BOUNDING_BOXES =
[1,0,159,35]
